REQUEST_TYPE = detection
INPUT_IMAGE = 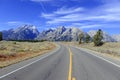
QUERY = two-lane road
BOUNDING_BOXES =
[0,44,120,80]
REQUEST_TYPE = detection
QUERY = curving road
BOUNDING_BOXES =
[0,44,120,80]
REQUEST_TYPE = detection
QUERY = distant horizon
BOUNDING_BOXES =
[0,0,120,34]
[1,24,120,35]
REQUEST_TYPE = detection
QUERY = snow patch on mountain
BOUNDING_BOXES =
[112,34,120,42]
[2,25,39,40]
[36,26,84,41]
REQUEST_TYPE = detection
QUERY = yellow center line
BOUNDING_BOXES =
[68,48,76,80]
[72,77,76,80]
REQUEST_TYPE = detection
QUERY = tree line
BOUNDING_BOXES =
[79,29,103,46]
[0,32,2,41]
[0,32,47,42]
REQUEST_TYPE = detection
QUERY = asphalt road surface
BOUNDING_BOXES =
[0,44,120,80]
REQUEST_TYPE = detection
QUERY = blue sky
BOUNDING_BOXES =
[0,0,120,34]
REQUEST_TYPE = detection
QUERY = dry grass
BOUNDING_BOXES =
[64,42,120,61]
[0,41,56,68]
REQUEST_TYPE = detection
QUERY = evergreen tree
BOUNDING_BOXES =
[0,32,2,41]
[85,34,90,43]
[79,33,84,44]
[93,29,103,46]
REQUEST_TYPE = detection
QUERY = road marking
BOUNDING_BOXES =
[68,48,76,80]
[75,47,120,68]
[0,49,58,79]
[72,77,76,80]
[68,48,73,80]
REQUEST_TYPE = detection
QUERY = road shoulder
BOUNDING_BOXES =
[0,44,60,78]
[72,46,120,68]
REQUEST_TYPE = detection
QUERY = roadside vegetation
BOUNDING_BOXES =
[85,34,91,43]
[79,33,84,44]
[78,29,104,46]
[0,41,56,68]
[0,32,2,41]
[93,29,104,46]
[71,42,120,60]
[66,29,120,61]
[8,39,47,42]
[64,40,120,61]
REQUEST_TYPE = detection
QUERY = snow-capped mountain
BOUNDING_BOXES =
[2,25,120,42]
[36,26,84,41]
[2,29,14,40]
[112,34,120,42]
[87,30,115,42]
[2,25,39,40]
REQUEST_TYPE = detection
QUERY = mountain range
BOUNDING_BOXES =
[36,26,83,41]
[2,25,39,40]
[1,25,120,42]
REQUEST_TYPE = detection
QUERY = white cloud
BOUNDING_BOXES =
[41,7,85,24]
[71,23,83,26]
[54,7,84,14]
[69,23,102,29]
[7,21,21,24]
[41,7,84,19]
[80,24,102,29]
[30,0,52,2]
[41,13,57,19]
[43,5,120,24]
[40,0,120,29]
[7,21,30,26]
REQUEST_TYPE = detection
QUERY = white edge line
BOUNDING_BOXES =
[0,46,60,79]
[74,46,120,68]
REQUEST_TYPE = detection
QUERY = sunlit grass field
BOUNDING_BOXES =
[0,41,56,68]
[79,42,120,56]
[65,42,120,60]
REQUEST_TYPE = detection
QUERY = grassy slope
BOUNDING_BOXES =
[65,42,120,61]
[0,41,56,68]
